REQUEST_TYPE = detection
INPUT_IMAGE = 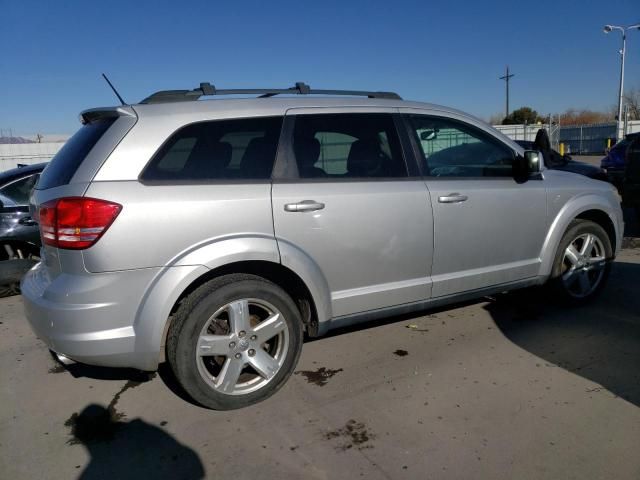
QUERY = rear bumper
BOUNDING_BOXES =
[21,262,161,370]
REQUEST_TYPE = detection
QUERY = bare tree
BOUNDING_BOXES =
[36,133,44,143]
[559,109,613,126]
[487,112,505,125]
[623,86,640,120]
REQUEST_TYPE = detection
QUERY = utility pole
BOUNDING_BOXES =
[603,24,640,140]
[499,66,515,119]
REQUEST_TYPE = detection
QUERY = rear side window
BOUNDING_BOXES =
[37,119,115,190]
[291,113,407,179]
[141,116,283,182]
[293,113,407,180]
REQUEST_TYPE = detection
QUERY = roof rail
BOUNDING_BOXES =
[139,82,402,104]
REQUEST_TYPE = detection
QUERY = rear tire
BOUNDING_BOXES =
[547,219,612,304]
[167,274,303,410]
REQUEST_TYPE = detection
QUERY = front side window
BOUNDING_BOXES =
[291,113,407,179]
[408,115,514,177]
[141,116,283,181]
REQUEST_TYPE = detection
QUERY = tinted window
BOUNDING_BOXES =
[292,114,406,178]
[37,119,115,190]
[0,174,40,205]
[408,115,514,177]
[141,117,283,181]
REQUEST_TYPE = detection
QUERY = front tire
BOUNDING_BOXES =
[548,219,612,303]
[167,274,303,410]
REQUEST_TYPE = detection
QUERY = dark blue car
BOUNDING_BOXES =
[601,132,640,185]
[515,140,608,181]
[621,135,640,222]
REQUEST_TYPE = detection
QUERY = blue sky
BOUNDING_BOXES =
[1,0,639,134]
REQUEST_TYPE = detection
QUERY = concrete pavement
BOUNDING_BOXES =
[1,248,639,479]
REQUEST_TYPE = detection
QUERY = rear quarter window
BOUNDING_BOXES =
[140,116,283,182]
[37,119,115,190]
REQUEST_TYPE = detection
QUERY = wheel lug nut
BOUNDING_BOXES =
[229,341,236,349]
[234,353,242,359]
[250,335,257,341]
[248,349,255,357]
[238,331,246,338]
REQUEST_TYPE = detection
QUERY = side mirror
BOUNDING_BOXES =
[420,129,438,141]
[514,150,541,182]
[525,150,542,173]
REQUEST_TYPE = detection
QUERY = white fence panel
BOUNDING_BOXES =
[0,142,65,171]
[627,120,640,134]
[492,124,547,142]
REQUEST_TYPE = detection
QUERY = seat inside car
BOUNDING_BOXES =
[346,139,382,177]
[183,140,232,179]
[240,137,277,178]
[294,137,326,178]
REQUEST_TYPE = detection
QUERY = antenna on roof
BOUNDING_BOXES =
[101,73,126,106]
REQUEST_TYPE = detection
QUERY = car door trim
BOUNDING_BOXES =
[319,276,542,336]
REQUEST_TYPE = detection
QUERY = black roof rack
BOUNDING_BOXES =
[139,82,401,104]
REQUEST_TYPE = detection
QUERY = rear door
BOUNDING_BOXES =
[402,110,548,298]
[271,109,434,318]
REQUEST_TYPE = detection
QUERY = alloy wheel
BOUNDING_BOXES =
[195,298,289,395]
[561,233,606,298]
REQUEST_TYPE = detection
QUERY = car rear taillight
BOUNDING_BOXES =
[39,197,122,250]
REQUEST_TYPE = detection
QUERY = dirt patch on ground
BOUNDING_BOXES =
[294,367,343,386]
[48,363,66,374]
[324,420,375,451]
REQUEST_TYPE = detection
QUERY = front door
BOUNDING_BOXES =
[272,110,433,318]
[403,111,548,298]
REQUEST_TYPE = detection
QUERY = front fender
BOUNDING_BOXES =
[538,193,622,278]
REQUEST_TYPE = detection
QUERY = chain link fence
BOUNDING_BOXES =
[495,121,640,154]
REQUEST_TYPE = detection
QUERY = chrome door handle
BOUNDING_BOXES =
[284,200,325,212]
[438,193,468,204]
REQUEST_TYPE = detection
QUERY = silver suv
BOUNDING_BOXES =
[22,83,623,410]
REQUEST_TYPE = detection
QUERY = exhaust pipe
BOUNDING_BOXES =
[54,352,76,366]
